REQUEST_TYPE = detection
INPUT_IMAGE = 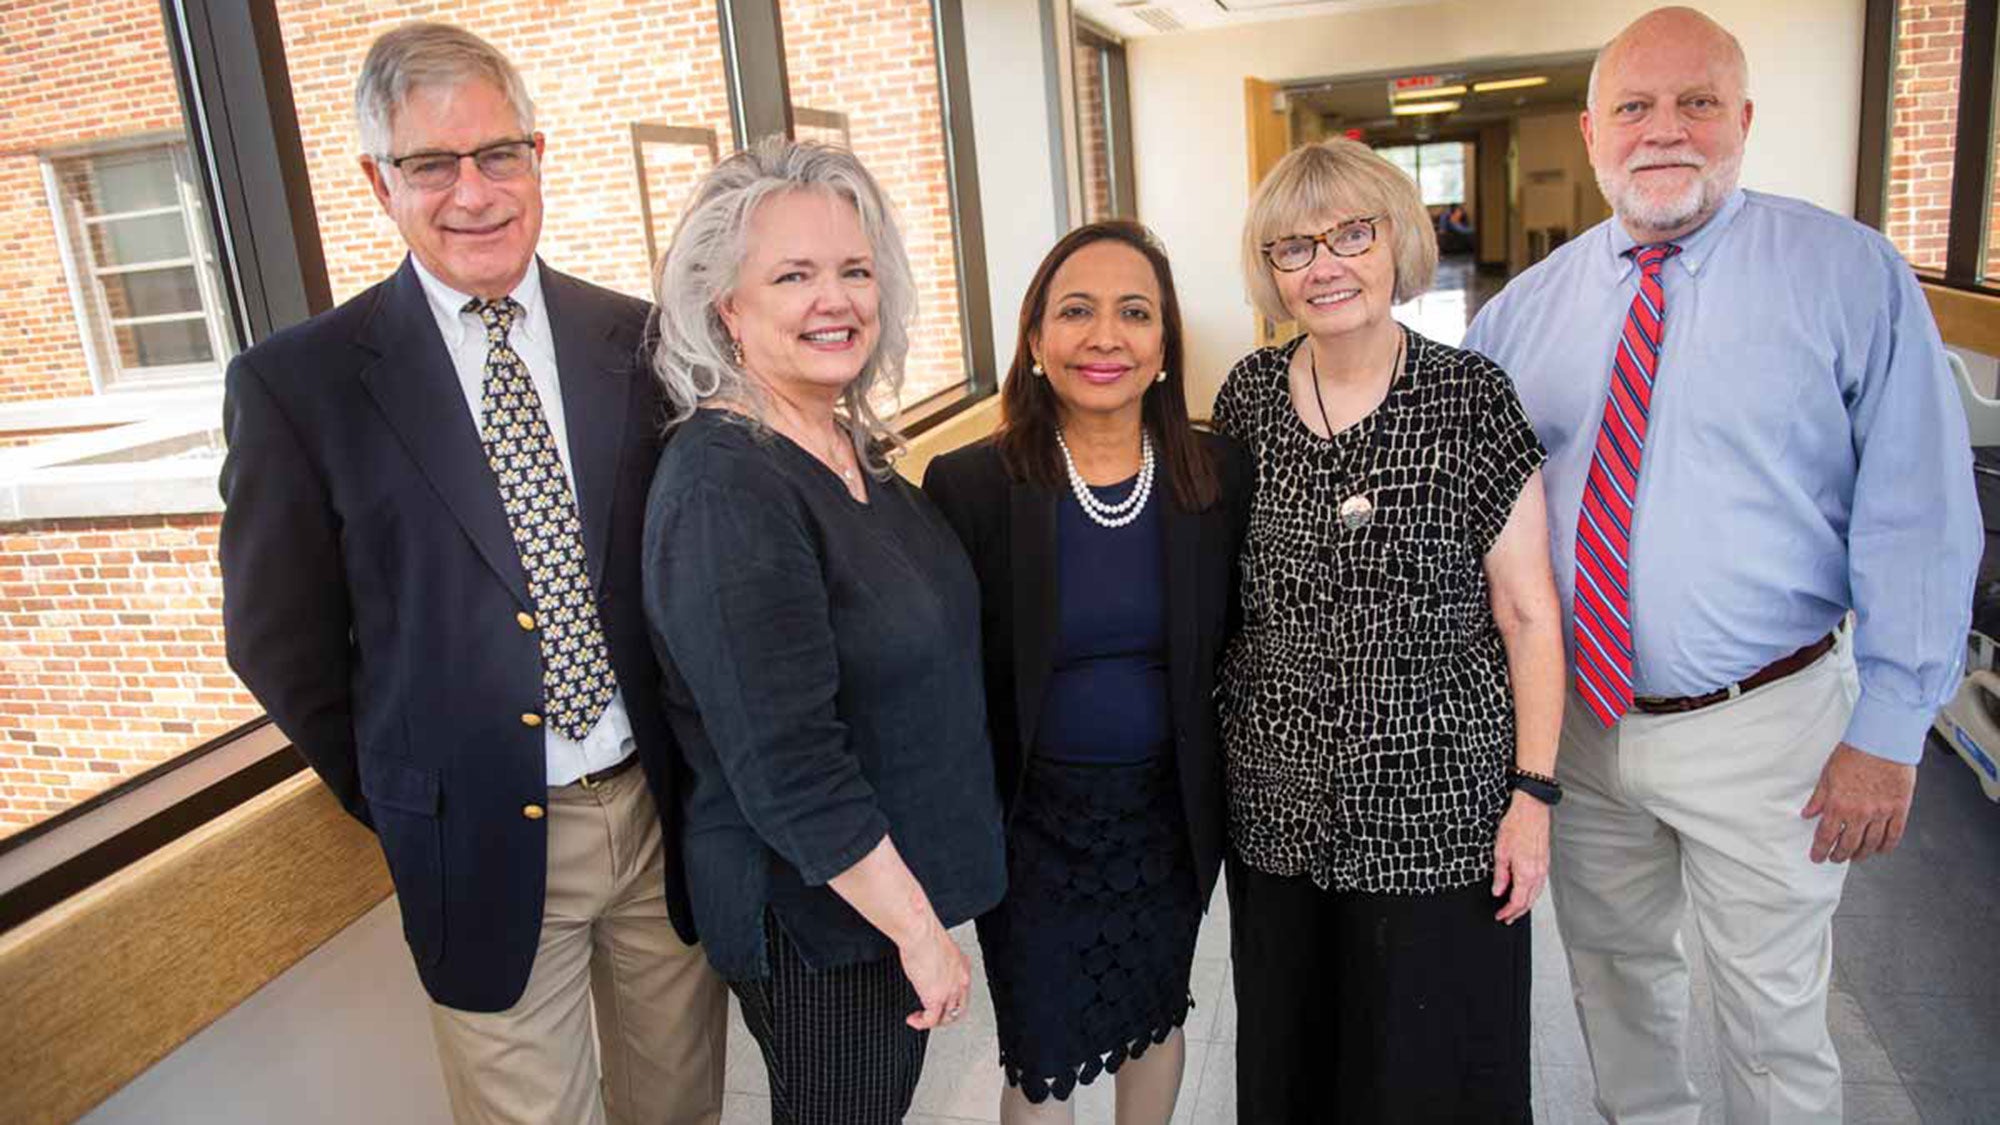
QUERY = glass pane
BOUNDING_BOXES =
[90,212,192,266]
[115,317,212,368]
[1884,0,1965,271]
[276,3,736,305]
[1379,144,1419,179]
[794,109,851,149]
[1987,106,2000,282]
[1075,39,1114,223]
[633,132,720,272]
[88,147,180,213]
[0,8,247,840]
[107,265,206,320]
[781,0,970,407]
[1418,142,1464,206]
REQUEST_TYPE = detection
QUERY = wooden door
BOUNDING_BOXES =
[1244,76,1295,346]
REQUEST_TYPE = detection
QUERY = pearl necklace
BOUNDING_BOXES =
[1056,429,1155,529]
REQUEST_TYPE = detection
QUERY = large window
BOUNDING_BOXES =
[1072,25,1134,223]
[47,142,232,389]
[0,1,997,862]
[274,1,737,306]
[1867,0,1999,290]
[1376,142,1467,207]
[1883,0,1964,272]
[781,0,971,407]
[0,1,252,841]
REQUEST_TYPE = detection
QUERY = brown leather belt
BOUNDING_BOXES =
[1631,632,1837,716]
[568,753,639,790]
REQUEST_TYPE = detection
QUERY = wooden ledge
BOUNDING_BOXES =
[0,773,390,1125]
[1923,282,2000,358]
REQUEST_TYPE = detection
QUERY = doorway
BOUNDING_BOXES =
[1244,53,1602,347]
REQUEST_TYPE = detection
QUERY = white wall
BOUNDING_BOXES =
[80,900,451,1125]
[964,0,1067,377]
[1127,0,1868,413]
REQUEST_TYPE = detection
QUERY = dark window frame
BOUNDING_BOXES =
[1,0,998,932]
[1072,23,1137,222]
[1858,0,2000,295]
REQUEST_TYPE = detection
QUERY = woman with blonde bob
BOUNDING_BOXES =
[640,138,1005,1124]
[1212,137,1566,1121]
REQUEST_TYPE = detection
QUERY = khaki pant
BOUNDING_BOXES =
[1552,643,1856,1125]
[428,764,728,1125]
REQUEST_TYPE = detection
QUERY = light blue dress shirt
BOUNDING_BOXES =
[1463,189,1981,764]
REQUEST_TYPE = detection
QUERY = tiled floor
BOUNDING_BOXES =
[718,746,1998,1123]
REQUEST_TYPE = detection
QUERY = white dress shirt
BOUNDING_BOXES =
[411,256,636,786]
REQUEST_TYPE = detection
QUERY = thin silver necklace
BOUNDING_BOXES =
[1308,330,1403,531]
[1056,428,1155,529]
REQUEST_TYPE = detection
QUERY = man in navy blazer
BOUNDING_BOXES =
[218,22,725,1125]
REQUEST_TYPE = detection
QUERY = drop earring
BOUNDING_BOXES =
[730,338,744,367]
[1155,369,1168,384]
[1031,360,1045,377]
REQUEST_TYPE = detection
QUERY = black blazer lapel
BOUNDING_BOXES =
[1163,498,1202,732]
[356,259,532,609]
[1010,480,1059,753]
[543,263,632,589]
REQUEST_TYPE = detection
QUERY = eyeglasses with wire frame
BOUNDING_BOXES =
[380,138,537,191]
[1261,216,1384,272]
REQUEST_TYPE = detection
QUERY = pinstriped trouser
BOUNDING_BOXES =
[730,915,930,1125]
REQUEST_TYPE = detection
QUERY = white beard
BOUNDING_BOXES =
[1597,146,1742,235]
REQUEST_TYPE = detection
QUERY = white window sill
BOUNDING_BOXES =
[0,384,222,433]
[0,405,223,521]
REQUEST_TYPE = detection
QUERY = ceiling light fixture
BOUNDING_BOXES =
[1472,76,1550,93]
[1391,100,1461,116]
[1392,84,1467,100]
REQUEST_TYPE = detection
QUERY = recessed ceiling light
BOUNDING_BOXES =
[1392,84,1467,100]
[1472,76,1550,93]
[1391,100,1461,116]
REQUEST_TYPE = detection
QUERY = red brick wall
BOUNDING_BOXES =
[0,515,258,833]
[1885,0,1963,272]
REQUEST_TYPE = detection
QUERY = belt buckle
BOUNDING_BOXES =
[577,769,599,790]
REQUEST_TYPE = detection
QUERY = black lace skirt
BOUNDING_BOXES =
[975,754,1202,1104]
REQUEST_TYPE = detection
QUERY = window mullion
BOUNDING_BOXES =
[716,0,792,147]
[1944,0,1997,283]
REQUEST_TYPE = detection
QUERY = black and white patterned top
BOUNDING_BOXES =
[1213,327,1545,894]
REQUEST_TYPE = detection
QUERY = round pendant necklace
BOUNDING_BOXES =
[1056,428,1155,529]
[823,426,858,485]
[1308,330,1404,532]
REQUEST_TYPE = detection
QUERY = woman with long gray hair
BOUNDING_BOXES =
[638,137,1006,1124]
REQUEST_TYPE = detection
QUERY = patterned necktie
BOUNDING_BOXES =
[1572,242,1681,727]
[469,297,616,741]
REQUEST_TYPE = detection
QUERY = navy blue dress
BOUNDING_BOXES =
[974,475,1204,1104]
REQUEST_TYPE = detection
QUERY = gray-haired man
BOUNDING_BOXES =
[219,22,726,1124]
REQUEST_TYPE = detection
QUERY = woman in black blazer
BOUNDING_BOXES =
[923,221,1252,1124]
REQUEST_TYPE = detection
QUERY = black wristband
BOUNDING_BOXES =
[1509,768,1563,807]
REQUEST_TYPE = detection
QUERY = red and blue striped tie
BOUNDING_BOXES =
[1573,242,1681,727]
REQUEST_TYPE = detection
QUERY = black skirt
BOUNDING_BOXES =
[976,754,1203,1104]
